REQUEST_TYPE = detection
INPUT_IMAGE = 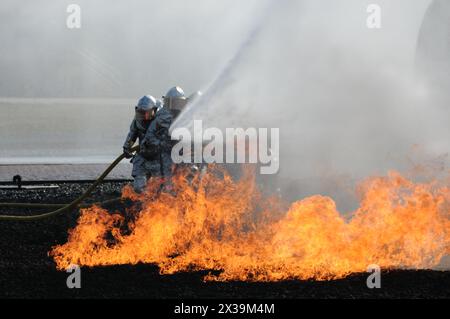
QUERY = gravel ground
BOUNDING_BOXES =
[0,163,132,182]
[1,182,450,299]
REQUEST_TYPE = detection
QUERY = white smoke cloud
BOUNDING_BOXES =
[0,0,262,97]
[173,0,449,185]
[0,0,448,190]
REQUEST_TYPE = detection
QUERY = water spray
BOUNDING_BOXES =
[172,0,279,130]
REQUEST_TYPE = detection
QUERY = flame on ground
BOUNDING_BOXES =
[50,166,450,281]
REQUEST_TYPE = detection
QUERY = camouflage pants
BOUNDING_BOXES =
[131,152,173,193]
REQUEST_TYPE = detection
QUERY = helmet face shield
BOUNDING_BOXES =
[164,97,187,111]
[135,107,152,121]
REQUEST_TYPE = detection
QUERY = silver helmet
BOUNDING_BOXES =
[135,95,157,130]
[163,86,187,115]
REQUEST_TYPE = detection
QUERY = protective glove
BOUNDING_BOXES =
[123,147,134,159]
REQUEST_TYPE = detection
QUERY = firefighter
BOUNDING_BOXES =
[145,86,196,190]
[136,86,188,191]
[139,100,173,186]
[127,87,200,193]
[123,95,160,193]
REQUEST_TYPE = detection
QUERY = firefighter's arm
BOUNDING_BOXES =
[141,111,172,155]
[123,120,138,158]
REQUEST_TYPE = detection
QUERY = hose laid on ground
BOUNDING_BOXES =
[0,146,138,221]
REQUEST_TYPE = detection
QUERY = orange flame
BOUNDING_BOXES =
[50,166,450,281]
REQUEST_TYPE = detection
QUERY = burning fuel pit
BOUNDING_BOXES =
[1,166,450,299]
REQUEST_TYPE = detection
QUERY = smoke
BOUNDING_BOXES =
[173,0,449,187]
[0,0,261,97]
[0,0,263,161]
[1,0,448,191]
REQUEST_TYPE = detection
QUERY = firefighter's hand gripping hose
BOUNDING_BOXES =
[0,146,139,221]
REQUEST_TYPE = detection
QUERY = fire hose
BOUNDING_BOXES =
[0,146,139,221]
